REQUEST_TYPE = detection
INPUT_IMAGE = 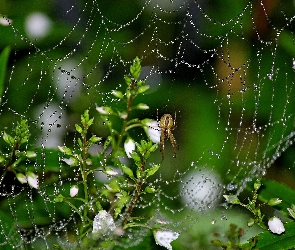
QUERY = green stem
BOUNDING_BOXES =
[114,80,136,153]
[80,134,89,223]
[122,160,145,227]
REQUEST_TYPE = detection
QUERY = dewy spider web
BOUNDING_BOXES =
[0,0,295,248]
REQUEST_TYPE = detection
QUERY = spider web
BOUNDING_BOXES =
[0,0,295,248]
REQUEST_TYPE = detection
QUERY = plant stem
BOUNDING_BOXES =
[122,160,145,228]
[114,80,136,153]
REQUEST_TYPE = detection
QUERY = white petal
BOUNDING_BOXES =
[268,217,285,234]
[96,106,109,114]
[124,138,136,158]
[146,120,161,143]
[27,172,39,189]
[70,186,79,197]
[154,230,179,250]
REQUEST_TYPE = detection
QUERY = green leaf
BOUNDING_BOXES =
[223,194,240,205]
[0,46,10,102]
[148,143,158,153]
[145,164,160,179]
[144,186,156,193]
[131,151,141,162]
[58,146,72,155]
[55,194,64,202]
[26,151,37,158]
[134,103,149,110]
[121,164,135,180]
[112,90,124,99]
[124,75,132,86]
[78,138,83,148]
[75,124,83,134]
[3,131,14,145]
[114,191,130,219]
[259,180,295,214]
[87,117,94,127]
[137,85,150,94]
[96,201,102,211]
[252,222,295,249]
[89,135,102,144]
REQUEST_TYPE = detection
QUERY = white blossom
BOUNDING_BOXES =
[27,172,39,189]
[25,12,52,39]
[70,186,79,197]
[92,210,116,237]
[268,217,285,235]
[105,169,119,176]
[124,137,135,158]
[145,120,161,143]
[154,230,179,250]
[96,106,109,114]
[63,157,75,166]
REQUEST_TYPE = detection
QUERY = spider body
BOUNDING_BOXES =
[159,113,179,161]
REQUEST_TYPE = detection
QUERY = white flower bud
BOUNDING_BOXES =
[268,217,285,235]
[16,173,27,184]
[27,172,39,189]
[124,137,135,158]
[70,186,79,197]
[154,230,179,250]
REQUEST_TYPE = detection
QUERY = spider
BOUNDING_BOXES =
[158,112,179,161]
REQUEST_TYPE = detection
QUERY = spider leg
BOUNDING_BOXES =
[160,130,165,161]
[169,132,179,158]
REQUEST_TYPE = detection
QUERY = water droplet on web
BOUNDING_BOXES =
[221,215,227,220]
[227,183,236,191]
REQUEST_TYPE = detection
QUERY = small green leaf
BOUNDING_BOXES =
[145,186,156,193]
[112,90,124,99]
[75,124,83,134]
[133,103,149,110]
[0,155,5,163]
[223,194,240,204]
[148,143,158,153]
[96,201,102,211]
[3,131,14,145]
[287,204,295,219]
[131,151,141,162]
[58,146,72,155]
[96,106,113,115]
[89,135,102,144]
[78,138,83,148]
[124,75,132,86]
[87,117,94,127]
[55,194,64,202]
[26,151,37,158]
[145,164,160,179]
[121,164,135,180]
[137,85,150,94]
[268,198,282,206]
[114,191,130,219]
[254,178,261,190]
